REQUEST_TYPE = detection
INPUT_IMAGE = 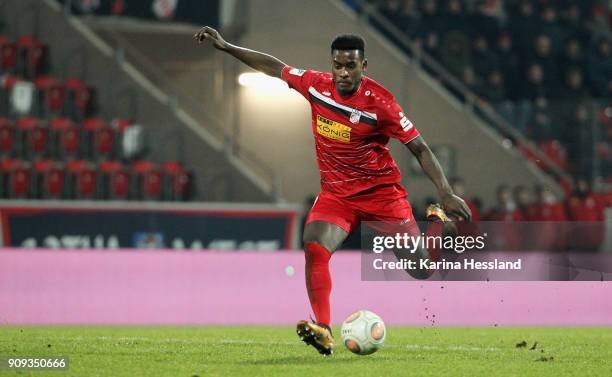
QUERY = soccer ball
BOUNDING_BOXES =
[341,310,386,355]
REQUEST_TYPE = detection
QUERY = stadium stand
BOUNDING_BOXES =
[355,0,611,223]
[363,0,611,187]
[0,32,193,201]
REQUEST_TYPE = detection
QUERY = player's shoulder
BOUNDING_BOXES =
[283,67,332,95]
[363,77,396,101]
[362,77,399,115]
[285,66,331,79]
[308,69,333,84]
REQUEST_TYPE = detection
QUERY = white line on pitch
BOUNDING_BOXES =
[39,336,502,352]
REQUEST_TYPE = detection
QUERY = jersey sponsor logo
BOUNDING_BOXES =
[399,112,413,131]
[349,109,361,124]
[316,115,351,143]
[289,68,305,76]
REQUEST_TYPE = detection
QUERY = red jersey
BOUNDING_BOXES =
[282,66,420,198]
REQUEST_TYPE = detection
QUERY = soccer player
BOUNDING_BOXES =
[194,27,472,355]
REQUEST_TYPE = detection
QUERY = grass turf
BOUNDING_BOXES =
[1,326,611,376]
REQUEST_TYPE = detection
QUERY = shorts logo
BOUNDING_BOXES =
[349,109,361,124]
[289,68,305,76]
[316,115,351,143]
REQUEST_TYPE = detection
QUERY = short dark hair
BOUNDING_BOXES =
[331,34,365,55]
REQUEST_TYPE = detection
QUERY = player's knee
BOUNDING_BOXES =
[303,236,333,253]
[303,241,332,264]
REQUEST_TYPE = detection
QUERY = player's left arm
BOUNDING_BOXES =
[405,136,472,221]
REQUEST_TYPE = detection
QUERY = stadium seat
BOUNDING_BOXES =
[0,74,21,115]
[35,76,65,117]
[161,161,193,201]
[9,78,35,116]
[16,35,48,79]
[0,36,17,75]
[115,120,145,160]
[32,159,64,199]
[132,160,162,200]
[99,160,130,200]
[65,78,96,120]
[83,117,115,161]
[65,159,97,199]
[0,158,31,198]
[16,117,48,159]
[50,117,80,159]
[0,118,15,157]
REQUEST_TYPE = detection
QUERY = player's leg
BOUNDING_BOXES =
[355,185,455,280]
[303,220,349,253]
[390,204,457,279]
[302,220,349,326]
[297,192,355,355]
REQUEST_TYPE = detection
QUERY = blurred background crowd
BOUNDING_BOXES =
[354,0,612,189]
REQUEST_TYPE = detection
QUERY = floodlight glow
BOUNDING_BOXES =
[237,72,288,93]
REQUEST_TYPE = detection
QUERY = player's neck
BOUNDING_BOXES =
[336,79,363,98]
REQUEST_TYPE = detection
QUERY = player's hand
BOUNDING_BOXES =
[441,194,472,222]
[194,26,228,50]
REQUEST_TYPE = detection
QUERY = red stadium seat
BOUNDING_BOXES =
[99,160,129,199]
[16,117,47,158]
[132,160,162,200]
[94,126,115,160]
[84,117,115,160]
[45,81,65,116]
[0,39,17,74]
[35,76,65,116]
[16,36,48,79]
[161,161,193,201]
[65,159,97,199]
[65,78,96,120]
[0,118,15,156]
[33,159,64,199]
[50,118,80,159]
[0,158,31,198]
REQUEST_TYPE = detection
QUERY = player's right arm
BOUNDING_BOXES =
[194,26,286,79]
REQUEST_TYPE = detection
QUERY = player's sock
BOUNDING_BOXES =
[304,242,332,327]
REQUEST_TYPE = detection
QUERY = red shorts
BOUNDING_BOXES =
[306,183,419,235]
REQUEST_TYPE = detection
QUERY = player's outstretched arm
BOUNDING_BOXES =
[194,26,286,79]
[406,136,472,221]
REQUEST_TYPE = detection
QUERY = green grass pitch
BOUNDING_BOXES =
[1,326,611,376]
